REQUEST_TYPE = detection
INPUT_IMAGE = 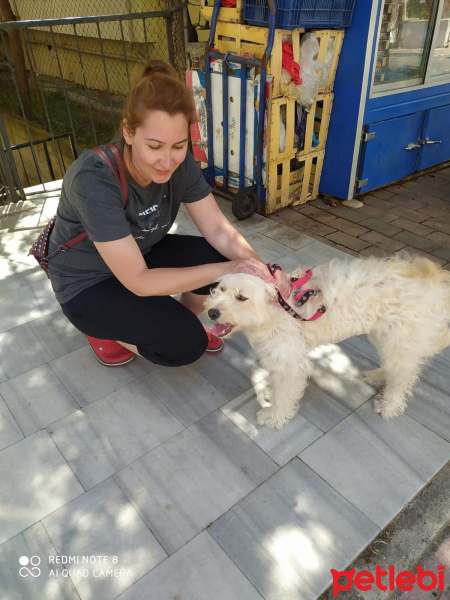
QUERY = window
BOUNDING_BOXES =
[373,0,449,91]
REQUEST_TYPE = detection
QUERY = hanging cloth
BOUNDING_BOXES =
[282,41,302,85]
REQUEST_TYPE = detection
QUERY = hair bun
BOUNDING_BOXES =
[141,60,178,81]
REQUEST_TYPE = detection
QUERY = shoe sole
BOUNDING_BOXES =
[84,335,136,367]
[205,344,224,355]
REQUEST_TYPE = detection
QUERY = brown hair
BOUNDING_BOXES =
[122,60,196,133]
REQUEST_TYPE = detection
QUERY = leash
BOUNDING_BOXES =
[267,263,326,321]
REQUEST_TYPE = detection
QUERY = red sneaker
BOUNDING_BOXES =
[84,335,135,367]
[204,328,224,354]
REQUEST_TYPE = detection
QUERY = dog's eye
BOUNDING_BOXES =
[236,294,248,302]
[219,285,225,292]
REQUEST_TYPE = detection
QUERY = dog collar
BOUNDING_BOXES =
[267,263,326,321]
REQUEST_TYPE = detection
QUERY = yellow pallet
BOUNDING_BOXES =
[267,92,333,162]
[264,150,325,215]
[213,23,344,97]
[200,0,244,24]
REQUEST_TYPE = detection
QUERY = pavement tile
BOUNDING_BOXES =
[432,246,450,262]
[326,231,373,251]
[359,245,391,258]
[389,217,435,236]
[0,522,80,600]
[293,228,337,247]
[358,217,404,237]
[356,204,400,223]
[114,410,278,555]
[267,206,306,226]
[47,379,184,490]
[326,217,370,237]
[390,205,430,222]
[293,204,338,224]
[394,246,446,265]
[0,364,79,437]
[366,188,395,199]
[291,217,337,237]
[386,187,428,205]
[209,459,379,600]
[359,231,407,253]
[117,532,263,600]
[332,244,361,257]
[361,196,397,211]
[0,430,84,545]
[393,230,441,253]
[418,204,450,219]
[42,477,167,600]
[421,217,450,235]
[0,393,24,451]
[300,402,450,528]
[328,206,371,223]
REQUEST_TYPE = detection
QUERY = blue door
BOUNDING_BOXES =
[359,112,425,193]
[417,104,450,171]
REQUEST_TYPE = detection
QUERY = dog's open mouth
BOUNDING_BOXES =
[211,323,234,338]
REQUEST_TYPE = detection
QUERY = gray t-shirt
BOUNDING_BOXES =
[48,138,211,303]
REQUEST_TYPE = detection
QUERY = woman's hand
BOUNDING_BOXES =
[224,258,292,299]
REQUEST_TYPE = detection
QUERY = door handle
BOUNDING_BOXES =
[405,142,420,150]
[419,137,442,145]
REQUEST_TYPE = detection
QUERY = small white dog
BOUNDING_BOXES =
[204,254,450,429]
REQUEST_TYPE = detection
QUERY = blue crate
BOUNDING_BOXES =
[243,0,356,29]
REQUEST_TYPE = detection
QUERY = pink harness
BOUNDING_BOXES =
[267,263,326,322]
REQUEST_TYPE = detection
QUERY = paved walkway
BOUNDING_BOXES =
[0,169,449,600]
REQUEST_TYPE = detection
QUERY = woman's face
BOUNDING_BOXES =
[123,110,189,186]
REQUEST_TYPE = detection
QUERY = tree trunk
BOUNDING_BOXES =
[0,0,31,119]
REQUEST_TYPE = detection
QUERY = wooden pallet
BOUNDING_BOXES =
[267,92,333,162]
[200,0,244,24]
[213,23,343,97]
[264,150,325,214]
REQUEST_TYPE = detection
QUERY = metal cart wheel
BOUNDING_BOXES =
[232,189,257,220]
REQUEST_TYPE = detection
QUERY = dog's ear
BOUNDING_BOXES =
[265,282,278,303]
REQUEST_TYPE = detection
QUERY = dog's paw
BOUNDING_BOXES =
[256,407,289,430]
[364,369,385,389]
[373,394,406,419]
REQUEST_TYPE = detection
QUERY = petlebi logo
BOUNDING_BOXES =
[19,556,41,577]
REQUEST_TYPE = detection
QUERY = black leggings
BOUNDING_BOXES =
[60,234,229,367]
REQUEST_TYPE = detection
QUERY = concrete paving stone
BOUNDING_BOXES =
[267,206,307,226]
[47,379,185,490]
[0,430,84,545]
[209,459,379,600]
[421,217,450,235]
[49,346,158,407]
[291,216,337,237]
[0,364,79,437]
[328,206,371,223]
[390,205,430,222]
[42,477,167,600]
[221,379,324,466]
[293,204,338,224]
[361,195,397,211]
[389,217,435,237]
[359,245,391,258]
[416,195,450,210]
[393,230,441,253]
[114,410,278,555]
[300,402,450,528]
[243,232,297,263]
[326,231,372,252]
[116,532,264,600]
[0,392,24,451]
[141,364,228,427]
[366,188,395,199]
[257,220,318,250]
[358,217,404,237]
[360,231,407,253]
[0,522,80,600]
[326,217,370,237]
[276,241,350,270]
[332,244,361,257]
[432,246,450,262]
[394,246,446,265]
[386,186,428,205]
[293,228,337,247]
[356,204,401,223]
[419,204,450,219]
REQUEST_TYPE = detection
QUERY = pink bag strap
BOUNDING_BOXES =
[60,144,128,250]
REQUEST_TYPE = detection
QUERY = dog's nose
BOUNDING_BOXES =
[208,308,221,321]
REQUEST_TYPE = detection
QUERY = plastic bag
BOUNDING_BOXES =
[297,32,323,107]
[280,68,302,100]
[318,37,335,88]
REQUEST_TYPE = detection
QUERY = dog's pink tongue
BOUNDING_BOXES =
[211,323,233,338]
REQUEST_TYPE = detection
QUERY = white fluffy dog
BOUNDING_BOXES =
[204,254,450,429]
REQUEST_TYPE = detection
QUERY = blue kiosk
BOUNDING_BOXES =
[320,0,450,200]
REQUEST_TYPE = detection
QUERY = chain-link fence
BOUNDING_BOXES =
[0,3,188,200]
